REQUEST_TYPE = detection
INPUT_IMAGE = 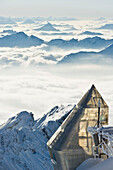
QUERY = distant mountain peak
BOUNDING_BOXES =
[22,18,35,24]
[16,31,28,36]
[99,24,113,30]
[35,22,60,31]
[42,22,54,29]
[0,31,44,47]
[80,31,103,36]
[97,17,106,21]
[46,22,52,26]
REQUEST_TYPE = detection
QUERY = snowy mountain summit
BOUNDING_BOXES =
[0,104,74,170]
[35,23,59,31]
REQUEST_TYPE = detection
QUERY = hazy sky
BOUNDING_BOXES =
[0,0,113,19]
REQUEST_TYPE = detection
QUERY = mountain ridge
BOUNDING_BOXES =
[58,43,113,64]
[0,104,75,169]
[0,32,44,47]
[0,32,113,49]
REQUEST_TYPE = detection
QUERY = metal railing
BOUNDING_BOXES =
[88,126,113,158]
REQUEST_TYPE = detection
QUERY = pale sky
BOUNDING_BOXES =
[0,0,113,19]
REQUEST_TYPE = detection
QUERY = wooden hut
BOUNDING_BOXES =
[47,84,109,170]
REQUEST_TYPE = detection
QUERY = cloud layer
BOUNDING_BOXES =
[0,65,113,125]
[0,20,113,126]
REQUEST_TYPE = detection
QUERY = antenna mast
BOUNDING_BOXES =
[97,99,101,128]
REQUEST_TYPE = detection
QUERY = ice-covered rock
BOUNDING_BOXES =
[34,104,75,139]
[0,104,75,169]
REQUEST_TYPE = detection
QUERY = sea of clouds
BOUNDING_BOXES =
[0,65,113,125]
[0,19,113,125]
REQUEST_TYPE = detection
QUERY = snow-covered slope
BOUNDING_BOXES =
[100,44,113,55]
[0,104,75,170]
[58,51,97,64]
[35,23,59,31]
[34,105,74,139]
[77,158,113,170]
[58,43,113,65]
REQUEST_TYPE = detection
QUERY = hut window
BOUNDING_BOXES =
[100,110,107,123]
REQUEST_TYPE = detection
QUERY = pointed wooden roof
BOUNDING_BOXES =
[77,84,108,108]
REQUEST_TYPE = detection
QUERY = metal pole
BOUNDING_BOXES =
[97,99,101,128]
